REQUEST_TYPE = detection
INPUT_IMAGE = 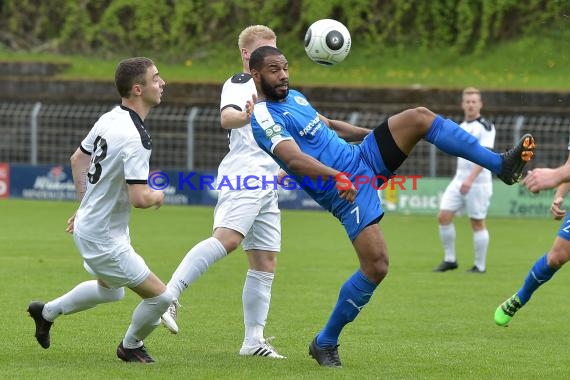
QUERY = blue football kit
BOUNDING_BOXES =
[251,87,508,242]
[251,89,390,240]
[251,85,511,351]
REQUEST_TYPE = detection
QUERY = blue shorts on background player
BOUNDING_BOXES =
[248,46,535,368]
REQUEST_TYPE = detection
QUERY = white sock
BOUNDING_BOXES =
[439,223,456,262]
[167,237,227,299]
[243,269,274,346]
[473,229,489,271]
[43,280,125,321]
[123,289,174,349]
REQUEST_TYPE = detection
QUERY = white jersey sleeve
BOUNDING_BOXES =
[220,73,252,112]
[123,135,150,183]
[216,73,279,189]
[80,123,99,155]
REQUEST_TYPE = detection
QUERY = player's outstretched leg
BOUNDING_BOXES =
[160,300,180,334]
[116,341,155,363]
[497,134,535,185]
[309,336,342,368]
[421,115,535,183]
[28,301,53,349]
[494,294,523,326]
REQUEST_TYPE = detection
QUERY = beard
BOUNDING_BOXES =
[260,77,288,101]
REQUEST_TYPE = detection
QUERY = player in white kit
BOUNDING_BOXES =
[28,57,173,363]
[161,25,285,358]
[434,87,496,273]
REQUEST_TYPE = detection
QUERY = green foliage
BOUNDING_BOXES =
[168,1,211,59]
[455,0,477,54]
[92,0,171,57]
[4,0,69,46]
[0,0,566,60]
[59,1,96,53]
[2,19,569,91]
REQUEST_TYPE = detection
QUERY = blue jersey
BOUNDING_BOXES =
[251,90,358,201]
[251,89,392,240]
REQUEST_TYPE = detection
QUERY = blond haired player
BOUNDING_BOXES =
[161,25,285,358]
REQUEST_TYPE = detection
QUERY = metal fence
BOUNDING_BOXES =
[1,101,568,176]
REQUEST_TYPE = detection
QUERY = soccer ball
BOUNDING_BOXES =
[304,19,351,66]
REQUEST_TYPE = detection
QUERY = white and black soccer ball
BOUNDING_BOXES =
[304,19,351,66]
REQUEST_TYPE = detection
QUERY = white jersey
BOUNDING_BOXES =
[74,105,152,243]
[217,73,279,188]
[454,117,496,185]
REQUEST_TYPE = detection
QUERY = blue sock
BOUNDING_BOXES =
[517,254,557,304]
[425,116,502,174]
[316,271,377,347]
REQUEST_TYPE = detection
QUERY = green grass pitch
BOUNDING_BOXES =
[1,198,569,379]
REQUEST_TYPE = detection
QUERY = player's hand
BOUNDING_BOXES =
[523,168,560,193]
[154,191,165,209]
[551,196,567,220]
[460,181,472,195]
[66,212,76,234]
[245,94,257,118]
[335,172,356,203]
[277,168,290,187]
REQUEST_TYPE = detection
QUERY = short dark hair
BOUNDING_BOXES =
[114,57,155,98]
[249,46,283,72]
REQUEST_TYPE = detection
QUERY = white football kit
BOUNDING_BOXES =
[74,105,152,288]
[215,73,281,251]
[440,117,496,219]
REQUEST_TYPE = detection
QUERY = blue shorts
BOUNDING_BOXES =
[331,133,393,240]
[556,213,570,241]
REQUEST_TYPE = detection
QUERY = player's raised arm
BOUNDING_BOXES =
[273,139,356,202]
[218,93,258,130]
[220,106,251,130]
[523,152,570,193]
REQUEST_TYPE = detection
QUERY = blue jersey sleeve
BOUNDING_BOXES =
[251,102,293,153]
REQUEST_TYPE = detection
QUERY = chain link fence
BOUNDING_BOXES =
[0,101,568,176]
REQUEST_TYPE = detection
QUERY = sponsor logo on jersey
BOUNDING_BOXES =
[264,124,283,139]
[299,115,322,137]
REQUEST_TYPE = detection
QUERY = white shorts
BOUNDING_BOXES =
[439,180,492,220]
[213,189,281,252]
[74,234,150,289]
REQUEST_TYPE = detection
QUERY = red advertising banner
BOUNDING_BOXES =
[0,162,9,198]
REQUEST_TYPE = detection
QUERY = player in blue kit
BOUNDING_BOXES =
[247,46,535,368]
[494,150,570,327]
